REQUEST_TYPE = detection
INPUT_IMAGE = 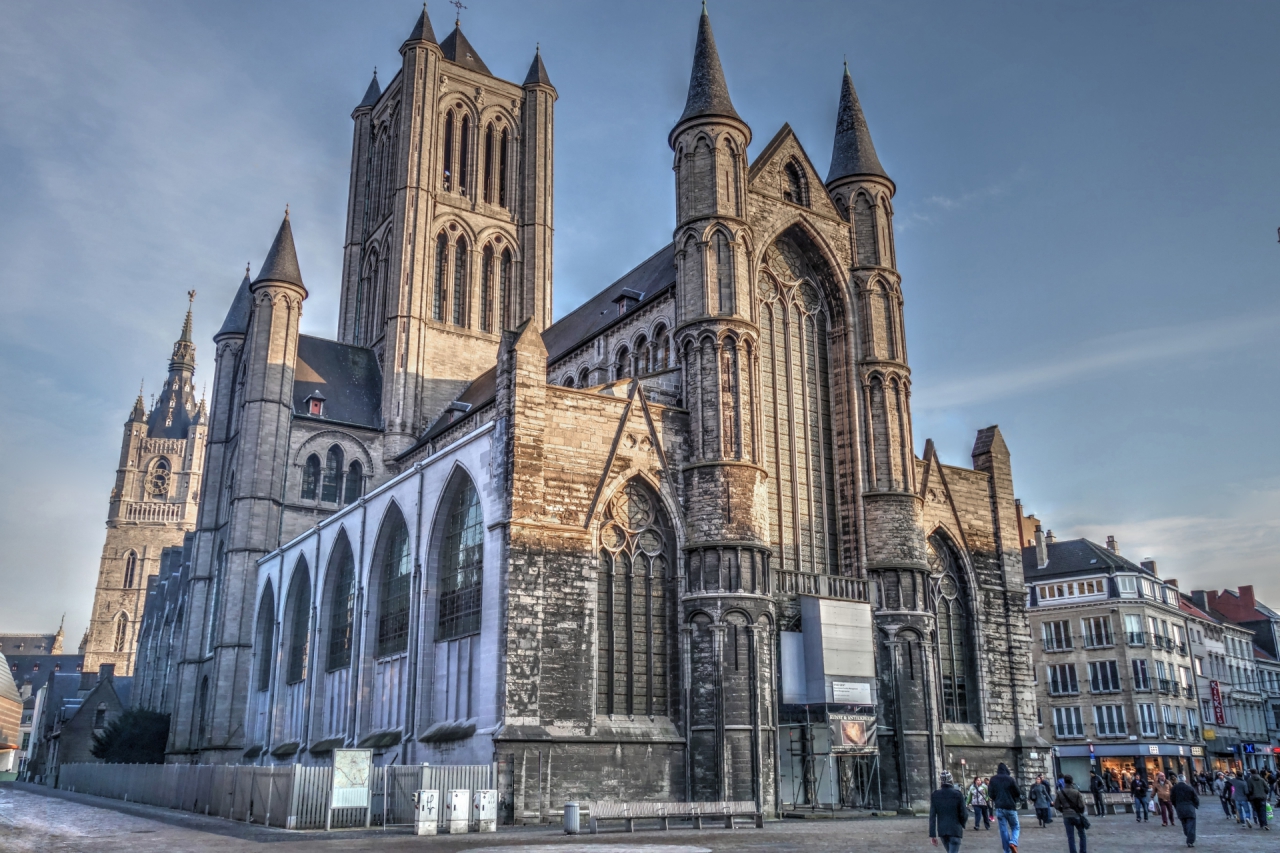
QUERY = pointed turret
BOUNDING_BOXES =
[440,23,491,75]
[147,294,200,439]
[826,63,889,185]
[355,70,381,111]
[215,265,253,341]
[253,211,305,292]
[168,290,197,374]
[673,6,743,135]
[129,382,147,423]
[403,3,438,47]
[523,45,553,89]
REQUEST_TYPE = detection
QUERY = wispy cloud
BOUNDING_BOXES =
[897,167,1031,230]
[914,311,1280,410]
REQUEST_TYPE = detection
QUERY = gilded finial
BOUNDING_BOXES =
[284,203,290,219]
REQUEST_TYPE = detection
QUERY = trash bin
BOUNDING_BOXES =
[564,801,580,835]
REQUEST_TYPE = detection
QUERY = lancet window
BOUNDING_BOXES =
[436,477,484,641]
[930,534,977,724]
[284,558,310,684]
[325,533,356,671]
[374,505,412,657]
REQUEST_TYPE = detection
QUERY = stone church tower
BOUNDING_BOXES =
[83,297,206,676]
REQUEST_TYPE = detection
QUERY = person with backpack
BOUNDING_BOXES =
[1248,769,1270,830]
[1030,774,1054,827]
[966,776,990,830]
[929,770,970,853]
[1054,774,1089,853]
[1171,773,1200,847]
[987,763,1022,853]
[1131,774,1149,822]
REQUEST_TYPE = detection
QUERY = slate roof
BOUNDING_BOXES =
[0,654,21,705]
[523,48,553,88]
[826,65,889,184]
[292,335,382,429]
[216,268,253,339]
[440,25,491,76]
[356,71,381,110]
[253,214,304,289]
[0,634,61,656]
[421,366,498,442]
[404,5,437,46]
[1022,537,1150,581]
[675,8,742,130]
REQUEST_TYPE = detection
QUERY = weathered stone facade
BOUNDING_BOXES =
[130,7,1045,817]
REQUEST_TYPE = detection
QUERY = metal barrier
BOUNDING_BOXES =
[57,762,492,831]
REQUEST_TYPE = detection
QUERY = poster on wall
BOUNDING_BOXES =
[331,748,373,809]
[829,714,877,753]
[1209,681,1226,725]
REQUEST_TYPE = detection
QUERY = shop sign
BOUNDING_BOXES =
[1190,747,1204,756]
[831,681,872,704]
[1242,743,1256,754]
[1202,728,1216,740]
[1209,681,1225,724]
[1147,745,1160,755]
[828,713,877,754]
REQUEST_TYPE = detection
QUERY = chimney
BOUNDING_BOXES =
[1035,524,1048,568]
[1016,499,1025,550]
[1045,529,1056,544]
[98,663,115,683]
[1140,559,1158,576]
[1239,585,1256,611]
[1191,590,1209,611]
[1106,535,1119,553]
[79,671,95,691]
[1206,590,1220,611]
[1167,578,1178,589]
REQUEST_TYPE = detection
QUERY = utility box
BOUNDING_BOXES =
[471,789,498,832]
[445,789,471,834]
[412,790,439,836]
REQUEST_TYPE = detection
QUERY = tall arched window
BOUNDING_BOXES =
[301,454,321,501]
[597,479,672,717]
[498,128,509,207]
[442,110,455,190]
[123,551,138,589]
[343,461,363,505]
[578,366,590,387]
[197,676,209,744]
[433,232,448,321]
[437,478,484,641]
[711,230,734,315]
[322,446,344,503]
[284,558,311,684]
[615,346,631,380]
[483,123,495,203]
[854,193,879,266]
[634,335,649,375]
[458,114,472,196]
[480,245,494,333]
[325,532,356,671]
[499,248,513,329]
[929,534,977,724]
[653,324,670,370]
[374,505,412,657]
[452,237,469,327]
[783,160,808,207]
[255,581,275,692]
[208,543,225,654]
[113,613,129,653]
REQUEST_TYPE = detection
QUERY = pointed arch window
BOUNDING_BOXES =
[123,551,138,589]
[255,582,275,691]
[578,366,590,387]
[458,114,472,196]
[854,193,879,266]
[634,335,649,376]
[653,324,670,371]
[783,160,808,207]
[597,479,672,717]
[325,534,356,671]
[207,543,225,654]
[343,460,363,505]
[437,478,484,641]
[433,232,448,321]
[483,123,495,204]
[498,128,510,208]
[322,446,344,503]
[711,230,734,315]
[499,248,513,329]
[113,613,129,653]
[452,237,469,327]
[442,110,455,190]
[301,454,321,501]
[480,245,494,333]
[615,346,631,380]
[374,506,412,657]
[929,534,977,724]
[284,558,310,684]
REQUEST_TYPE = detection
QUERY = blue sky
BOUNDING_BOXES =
[1,1,1278,642]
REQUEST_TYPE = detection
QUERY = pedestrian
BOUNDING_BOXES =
[1154,771,1174,826]
[966,775,989,830]
[1131,774,1149,822]
[987,762,1022,853]
[1247,769,1270,830]
[930,770,970,853]
[1171,773,1200,848]
[1231,771,1253,827]
[1054,774,1090,853]
[1030,774,1053,827]
[1088,771,1106,817]
[1214,771,1233,818]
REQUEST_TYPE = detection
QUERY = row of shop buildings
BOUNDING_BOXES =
[1024,520,1280,785]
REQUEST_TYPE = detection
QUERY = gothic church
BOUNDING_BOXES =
[132,7,1046,815]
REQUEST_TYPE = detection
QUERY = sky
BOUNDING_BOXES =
[1,1,1278,644]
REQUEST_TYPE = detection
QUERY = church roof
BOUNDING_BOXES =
[292,335,382,429]
[523,47,553,88]
[404,4,438,47]
[253,213,304,289]
[356,71,381,110]
[826,65,889,184]
[440,25,491,76]
[675,8,743,131]
[421,366,497,442]
[216,267,253,340]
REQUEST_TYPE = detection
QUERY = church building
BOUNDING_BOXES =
[132,7,1046,815]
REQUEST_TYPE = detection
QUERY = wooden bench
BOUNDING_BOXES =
[586,800,764,833]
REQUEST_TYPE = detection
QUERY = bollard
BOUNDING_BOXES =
[471,789,497,833]
[413,789,439,836]
[563,801,580,835]
[445,789,471,834]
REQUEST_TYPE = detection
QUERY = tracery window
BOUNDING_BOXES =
[480,245,494,333]
[301,454,321,501]
[433,233,448,321]
[452,238,469,326]
[597,479,672,717]
[322,446,344,503]
[759,236,839,575]
[113,613,129,653]
[442,110,454,190]
[929,534,977,724]
[123,551,138,589]
[343,461,363,505]
[437,478,484,641]
[374,505,412,657]
[284,558,310,684]
[255,581,275,691]
[325,533,356,671]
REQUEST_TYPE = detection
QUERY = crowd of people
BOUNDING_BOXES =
[930,764,1279,851]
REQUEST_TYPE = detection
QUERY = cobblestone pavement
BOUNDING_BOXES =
[1,784,1272,852]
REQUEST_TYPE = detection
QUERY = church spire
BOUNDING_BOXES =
[826,62,889,185]
[168,290,197,374]
[216,264,252,341]
[253,210,305,292]
[356,69,381,111]
[523,44,553,89]
[403,3,438,47]
[674,4,743,132]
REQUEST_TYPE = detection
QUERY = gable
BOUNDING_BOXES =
[748,124,842,220]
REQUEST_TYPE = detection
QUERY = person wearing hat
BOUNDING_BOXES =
[930,770,970,853]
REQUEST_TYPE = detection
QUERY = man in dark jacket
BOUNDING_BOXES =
[1248,770,1270,830]
[1171,774,1200,847]
[1131,775,1149,822]
[987,763,1022,853]
[1054,774,1088,853]
[930,770,970,853]
[1088,772,1106,817]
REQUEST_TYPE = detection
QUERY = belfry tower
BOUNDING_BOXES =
[670,8,778,807]
[83,295,206,676]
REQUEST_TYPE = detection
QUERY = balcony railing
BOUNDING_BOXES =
[1084,636,1115,649]
[773,569,869,602]
[1043,640,1074,653]
[1164,723,1179,738]
[1158,679,1173,694]
[1127,632,1147,647]
[1176,643,1188,656]
[1133,679,1152,692]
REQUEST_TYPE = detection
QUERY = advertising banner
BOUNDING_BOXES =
[1209,681,1225,725]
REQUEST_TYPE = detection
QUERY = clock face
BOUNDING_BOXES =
[147,467,170,497]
